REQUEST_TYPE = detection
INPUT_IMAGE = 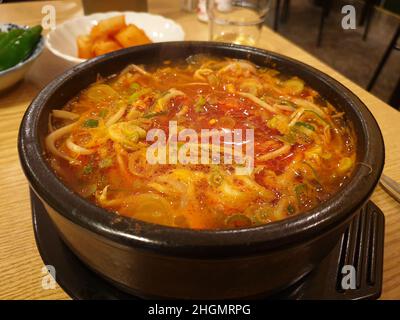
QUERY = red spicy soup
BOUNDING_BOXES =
[45,55,356,229]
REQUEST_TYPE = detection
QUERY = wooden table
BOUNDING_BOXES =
[0,0,399,300]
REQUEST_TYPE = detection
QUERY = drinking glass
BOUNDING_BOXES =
[207,0,271,46]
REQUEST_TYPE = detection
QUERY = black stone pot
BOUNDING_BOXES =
[18,42,384,299]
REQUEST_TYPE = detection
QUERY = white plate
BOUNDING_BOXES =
[46,11,185,65]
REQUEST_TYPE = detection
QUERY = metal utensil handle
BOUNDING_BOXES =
[380,174,400,204]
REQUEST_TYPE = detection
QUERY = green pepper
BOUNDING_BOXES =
[82,164,93,175]
[304,110,330,126]
[128,88,151,104]
[0,32,6,42]
[303,161,320,181]
[0,29,24,49]
[98,109,108,118]
[83,119,99,128]
[280,126,311,145]
[194,95,206,112]
[287,204,295,215]
[0,25,42,71]
[294,184,306,194]
[294,183,307,203]
[295,121,315,131]
[279,99,296,108]
[130,82,140,90]
[143,111,167,118]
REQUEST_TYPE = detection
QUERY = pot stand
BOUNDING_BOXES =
[31,189,384,300]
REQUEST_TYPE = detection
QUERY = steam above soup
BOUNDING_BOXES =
[45,55,356,229]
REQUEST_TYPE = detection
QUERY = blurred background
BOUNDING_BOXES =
[268,0,400,110]
[2,0,399,109]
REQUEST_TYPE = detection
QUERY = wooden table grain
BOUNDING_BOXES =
[0,0,399,300]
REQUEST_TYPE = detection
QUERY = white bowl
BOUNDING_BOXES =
[46,11,185,66]
[0,24,45,92]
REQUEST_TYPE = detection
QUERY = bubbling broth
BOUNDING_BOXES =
[45,55,356,229]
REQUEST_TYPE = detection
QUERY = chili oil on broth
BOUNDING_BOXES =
[45,55,356,230]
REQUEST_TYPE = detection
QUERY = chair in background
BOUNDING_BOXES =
[316,0,333,47]
[367,24,400,110]
[359,0,380,41]
[1,0,148,12]
[316,0,382,46]
[274,0,281,31]
[273,0,290,31]
[272,0,334,46]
